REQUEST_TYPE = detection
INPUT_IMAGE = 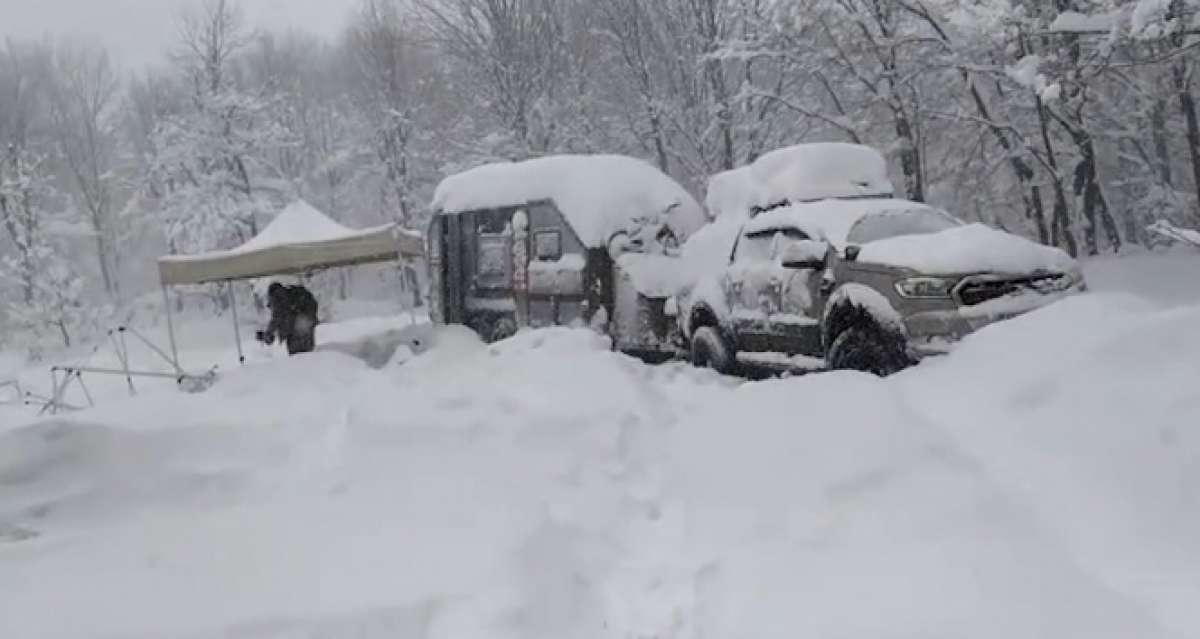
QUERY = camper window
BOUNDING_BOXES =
[534,230,562,261]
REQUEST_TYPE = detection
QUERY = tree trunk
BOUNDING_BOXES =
[1028,185,1050,245]
[1174,61,1200,226]
[1051,179,1076,257]
[1037,99,1078,256]
[648,104,670,174]
[1152,98,1173,186]
[57,320,71,348]
[94,231,116,298]
[894,110,924,202]
[1072,134,1122,254]
[1073,154,1099,255]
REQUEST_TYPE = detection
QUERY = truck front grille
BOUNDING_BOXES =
[956,273,1071,306]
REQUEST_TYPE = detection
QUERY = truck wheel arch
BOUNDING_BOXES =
[822,284,905,349]
[687,303,721,340]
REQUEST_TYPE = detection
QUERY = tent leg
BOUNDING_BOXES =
[228,281,245,364]
[162,284,182,377]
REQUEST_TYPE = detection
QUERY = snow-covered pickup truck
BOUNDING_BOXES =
[677,144,1086,376]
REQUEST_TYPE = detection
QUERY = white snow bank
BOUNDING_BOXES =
[674,215,743,326]
[616,253,688,297]
[899,293,1200,636]
[3,272,1200,637]
[703,166,759,219]
[858,222,1078,274]
[679,214,742,276]
[667,370,1171,638]
[1148,219,1200,247]
[705,143,893,218]
[431,154,707,248]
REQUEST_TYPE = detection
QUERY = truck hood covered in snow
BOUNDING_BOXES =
[431,154,707,249]
[858,223,1078,275]
[739,199,1076,276]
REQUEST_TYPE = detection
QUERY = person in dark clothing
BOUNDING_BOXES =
[256,282,319,355]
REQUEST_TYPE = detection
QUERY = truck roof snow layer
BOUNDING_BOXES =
[705,142,894,219]
[431,154,707,249]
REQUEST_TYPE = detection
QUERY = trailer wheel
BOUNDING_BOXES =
[690,326,736,374]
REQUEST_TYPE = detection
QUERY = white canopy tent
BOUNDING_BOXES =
[159,200,424,285]
[156,200,425,367]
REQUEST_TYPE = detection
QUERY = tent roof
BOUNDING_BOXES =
[158,200,424,285]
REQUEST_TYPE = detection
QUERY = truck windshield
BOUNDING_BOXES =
[846,208,961,244]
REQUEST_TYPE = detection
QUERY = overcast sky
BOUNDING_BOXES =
[0,0,358,69]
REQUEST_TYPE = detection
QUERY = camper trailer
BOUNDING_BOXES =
[427,154,707,357]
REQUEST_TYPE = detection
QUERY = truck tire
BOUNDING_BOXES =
[826,325,910,377]
[691,326,736,374]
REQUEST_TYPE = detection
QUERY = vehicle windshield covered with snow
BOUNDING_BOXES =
[679,143,1086,376]
[844,207,961,244]
[428,154,706,354]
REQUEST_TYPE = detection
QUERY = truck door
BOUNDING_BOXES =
[770,229,824,356]
[727,229,776,351]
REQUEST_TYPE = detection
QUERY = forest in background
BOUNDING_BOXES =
[2,0,1198,353]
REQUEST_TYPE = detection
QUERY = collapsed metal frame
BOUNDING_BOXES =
[32,323,217,416]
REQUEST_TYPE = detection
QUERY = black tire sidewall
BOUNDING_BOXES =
[827,325,908,376]
[691,326,735,373]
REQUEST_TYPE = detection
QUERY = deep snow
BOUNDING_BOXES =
[1,252,1198,638]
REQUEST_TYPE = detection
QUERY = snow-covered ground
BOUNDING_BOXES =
[1,252,1198,638]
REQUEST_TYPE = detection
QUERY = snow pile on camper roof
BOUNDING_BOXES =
[705,142,894,218]
[432,154,707,248]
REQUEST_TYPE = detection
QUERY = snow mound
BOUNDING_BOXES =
[3,286,1200,638]
[703,166,759,219]
[616,253,689,297]
[705,142,893,217]
[431,154,707,248]
[900,293,1200,635]
[858,222,1077,274]
[666,371,1168,638]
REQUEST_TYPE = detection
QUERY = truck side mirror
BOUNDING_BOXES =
[780,239,829,270]
[844,245,861,262]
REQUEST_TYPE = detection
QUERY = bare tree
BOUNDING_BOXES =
[415,0,572,153]
[49,43,124,298]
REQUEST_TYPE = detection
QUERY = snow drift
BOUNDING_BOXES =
[2,287,1199,637]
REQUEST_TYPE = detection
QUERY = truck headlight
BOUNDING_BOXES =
[895,276,956,299]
